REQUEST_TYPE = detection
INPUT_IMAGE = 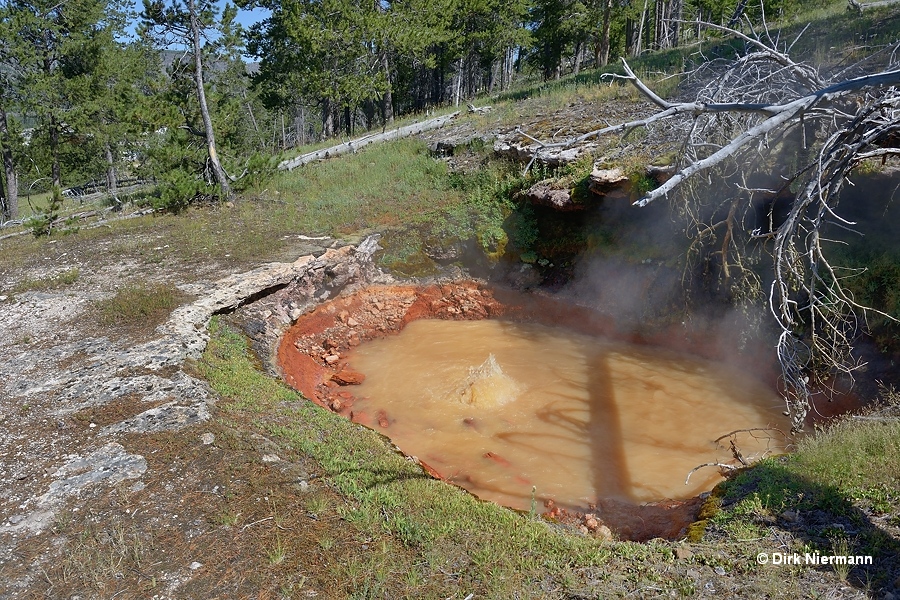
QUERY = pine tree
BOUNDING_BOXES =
[141,0,235,198]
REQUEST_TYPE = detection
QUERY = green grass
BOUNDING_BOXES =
[1,138,499,277]
[270,138,462,236]
[198,318,614,597]
[93,282,186,329]
[717,417,900,518]
[710,416,900,578]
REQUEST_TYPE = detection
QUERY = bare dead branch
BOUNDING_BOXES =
[512,20,900,431]
[685,463,738,485]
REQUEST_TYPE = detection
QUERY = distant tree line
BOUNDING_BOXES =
[0,0,830,220]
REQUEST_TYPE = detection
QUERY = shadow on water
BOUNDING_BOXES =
[584,351,631,501]
[718,460,900,597]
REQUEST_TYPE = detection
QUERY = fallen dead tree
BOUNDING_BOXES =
[520,21,900,431]
[278,111,461,171]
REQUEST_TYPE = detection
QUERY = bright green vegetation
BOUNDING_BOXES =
[718,420,900,522]
[707,407,900,587]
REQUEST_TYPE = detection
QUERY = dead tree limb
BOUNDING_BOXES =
[519,23,900,431]
[685,462,738,485]
[278,112,461,171]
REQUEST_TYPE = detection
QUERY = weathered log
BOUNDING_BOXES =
[278,112,461,171]
[493,136,598,167]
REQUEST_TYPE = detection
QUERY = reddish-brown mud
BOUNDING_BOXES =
[277,281,508,418]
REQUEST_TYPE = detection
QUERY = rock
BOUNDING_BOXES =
[493,136,597,167]
[588,166,630,197]
[376,410,389,428]
[189,561,203,570]
[595,524,613,541]
[261,454,280,463]
[200,432,215,445]
[589,166,628,185]
[524,180,582,211]
[780,510,800,523]
[331,367,365,385]
[324,354,340,364]
[483,452,512,468]
[429,132,495,157]
[675,547,693,560]
[346,316,358,327]
[647,164,676,183]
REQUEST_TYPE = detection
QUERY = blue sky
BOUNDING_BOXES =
[124,0,271,40]
[229,4,270,30]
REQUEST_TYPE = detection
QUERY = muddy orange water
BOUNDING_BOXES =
[346,318,790,512]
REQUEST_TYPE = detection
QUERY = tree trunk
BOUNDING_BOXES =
[279,111,461,171]
[670,0,682,47]
[322,98,334,138]
[654,0,664,50]
[453,58,463,108]
[637,0,649,55]
[727,0,749,28]
[0,104,18,220]
[188,0,231,197]
[240,88,264,149]
[104,141,118,202]
[49,114,60,188]
[573,41,583,75]
[599,0,613,66]
[382,52,394,125]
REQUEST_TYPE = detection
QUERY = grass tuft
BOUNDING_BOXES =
[93,282,186,331]
[7,267,80,295]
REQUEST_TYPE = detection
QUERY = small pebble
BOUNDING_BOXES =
[675,547,693,560]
